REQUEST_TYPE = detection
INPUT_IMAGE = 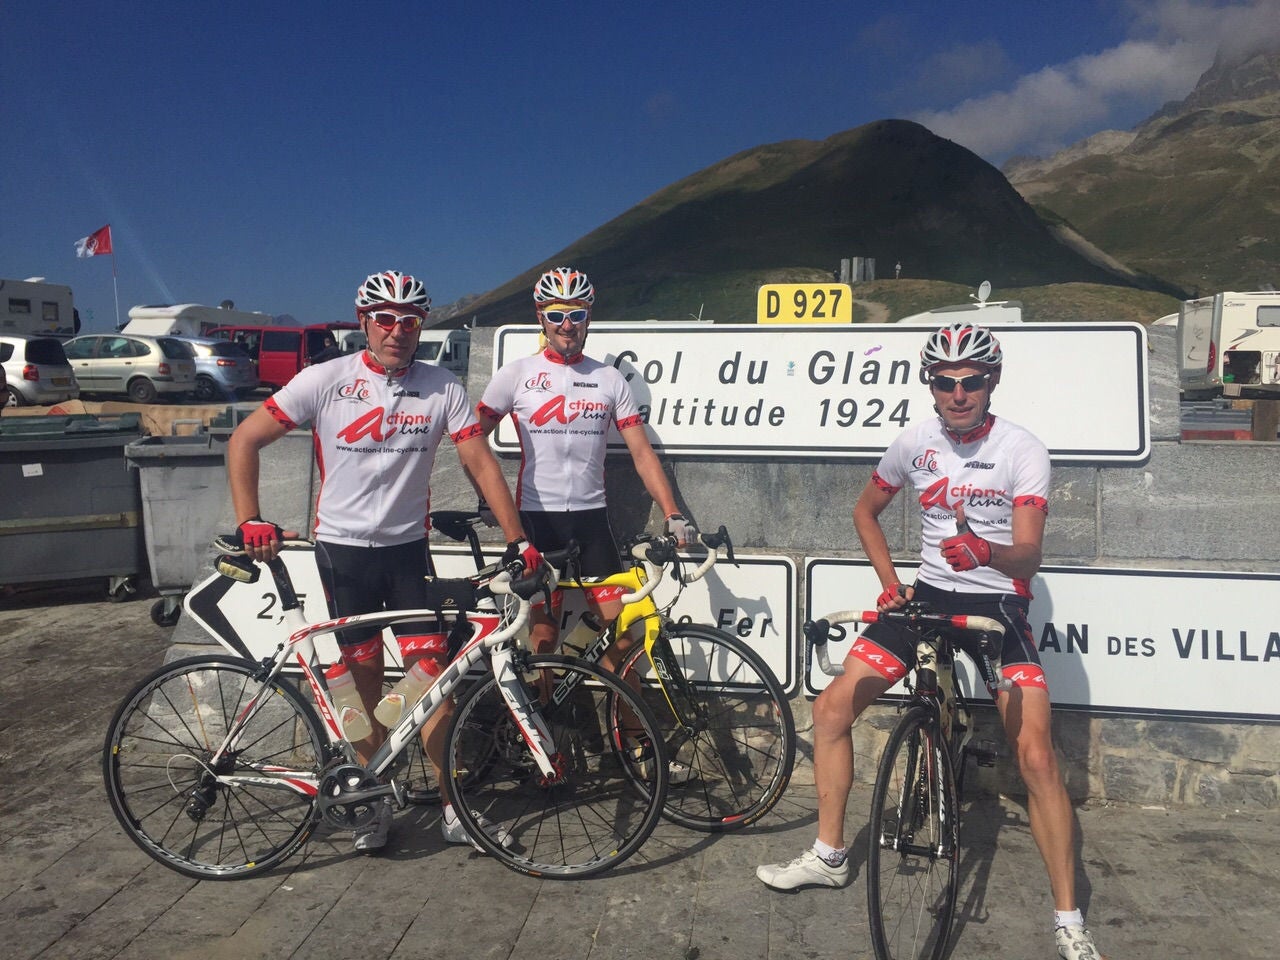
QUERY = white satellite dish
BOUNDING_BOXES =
[976,280,992,304]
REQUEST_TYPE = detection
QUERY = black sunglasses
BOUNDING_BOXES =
[930,373,990,392]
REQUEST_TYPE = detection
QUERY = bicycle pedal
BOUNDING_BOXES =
[968,739,999,767]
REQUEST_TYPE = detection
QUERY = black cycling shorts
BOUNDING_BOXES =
[314,538,441,658]
[856,579,1048,691]
[519,507,622,579]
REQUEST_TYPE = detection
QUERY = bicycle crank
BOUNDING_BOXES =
[317,761,396,830]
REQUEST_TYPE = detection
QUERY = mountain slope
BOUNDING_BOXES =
[1007,48,1280,295]
[455,120,1170,326]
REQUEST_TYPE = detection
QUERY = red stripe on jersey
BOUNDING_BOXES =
[871,470,900,495]
[476,401,504,421]
[1013,494,1048,514]
[451,422,484,443]
[263,397,298,430]
[616,414,644,431]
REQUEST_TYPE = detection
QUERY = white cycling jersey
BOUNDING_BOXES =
[478,348,644,511]
[265,351,481,547]
[872,414,1050,597]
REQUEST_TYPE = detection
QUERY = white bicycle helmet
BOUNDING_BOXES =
[533,267,595,306]
[355,270,431,313]
[920,322,1003,370]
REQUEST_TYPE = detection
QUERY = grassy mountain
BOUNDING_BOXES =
[1007,47,1280,295]
[451,119,1176,327]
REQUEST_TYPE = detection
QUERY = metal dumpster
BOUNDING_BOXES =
[124,433,230,626]
[0,413,145,598]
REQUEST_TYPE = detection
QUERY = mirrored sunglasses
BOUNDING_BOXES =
[368,311,424,332]
[930,372,990,392]
[541,308,590,325]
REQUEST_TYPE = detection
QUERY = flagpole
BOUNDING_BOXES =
[111,248,121,330]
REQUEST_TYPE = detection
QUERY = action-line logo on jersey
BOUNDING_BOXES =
[528,395,611,426]
[336,407,435,443]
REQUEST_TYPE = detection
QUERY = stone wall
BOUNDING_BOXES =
[170,325,1280,808]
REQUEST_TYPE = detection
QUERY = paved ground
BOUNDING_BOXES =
[3,579,1278,960]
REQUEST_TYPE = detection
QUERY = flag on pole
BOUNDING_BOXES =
[74,224,113,258]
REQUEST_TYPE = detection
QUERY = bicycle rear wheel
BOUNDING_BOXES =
[617,623,795,831]
[867,705,960,960]
[446,654,668,879]
[103,654,327,880]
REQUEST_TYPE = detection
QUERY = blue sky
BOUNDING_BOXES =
[4,1,1276,332]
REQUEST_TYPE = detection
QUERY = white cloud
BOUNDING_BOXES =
[911,0,1279,160]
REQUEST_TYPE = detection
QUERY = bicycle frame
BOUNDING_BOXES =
[207,552,560,802]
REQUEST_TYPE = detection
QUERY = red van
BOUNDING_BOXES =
[207,323,359,390]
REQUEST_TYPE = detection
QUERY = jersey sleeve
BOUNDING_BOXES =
[443,376,483,443]
[265,363,326,430]
[610,369,644,431]
[477,362,518,420]
[871,432,911,492]
[1010,429,1051,514]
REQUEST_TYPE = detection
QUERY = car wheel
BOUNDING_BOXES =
[3,386,23,408]
[127,378,159,404]
[193,375,218,402]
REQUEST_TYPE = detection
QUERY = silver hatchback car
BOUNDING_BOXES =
[179,336,261,401]
[63,333,196,403]
[0,334,81,407]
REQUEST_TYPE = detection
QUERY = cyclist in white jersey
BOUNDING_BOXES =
[756,322,1106,960]
[473,267,694,675]
[227,270,540,855]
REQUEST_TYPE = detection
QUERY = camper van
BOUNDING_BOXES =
[120,303,276,339]
[0,278,78,338]
[1176,291,1280,399]
[896,281,1023,326]
[414,326,471,378]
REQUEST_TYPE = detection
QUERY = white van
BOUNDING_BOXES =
[0,278,78,338]
[896,281,1023,325]
[121,303,278,339]
[414,327,471,378]
[1176,291,1280,398]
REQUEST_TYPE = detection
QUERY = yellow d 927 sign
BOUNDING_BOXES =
[757,283,853,324]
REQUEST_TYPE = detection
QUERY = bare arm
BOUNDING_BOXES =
[852,478,903,596]
[454,434,526,543]
[620,424,680,520]
[980,502,1045,581]
[225,405,292,558]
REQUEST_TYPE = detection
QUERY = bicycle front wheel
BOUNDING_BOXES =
[446,654,668,879]
[867,705,960,960]
[103,655,327,880]
[617,623,795,831]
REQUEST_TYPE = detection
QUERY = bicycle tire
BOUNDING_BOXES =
[446,654,669,879]
[103,654,327,880]
[867,705,960,960]
[616,623,795,831]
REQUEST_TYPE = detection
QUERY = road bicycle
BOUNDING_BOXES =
[425,511,796,832]
[102,537,669,881]
[805,601,1009,960]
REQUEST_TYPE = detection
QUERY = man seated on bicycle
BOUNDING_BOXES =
[756,322,1106,960]
[470,268,694,736]
[227,269,540,856]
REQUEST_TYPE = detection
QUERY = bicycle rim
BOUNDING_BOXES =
[447,654,668,879]
[618,624,795,831]
[867,706,960,960]
[102,655,326,880]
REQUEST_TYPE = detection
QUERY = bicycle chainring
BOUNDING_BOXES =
[317,760,387,830]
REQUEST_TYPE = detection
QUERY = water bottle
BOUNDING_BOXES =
[374,660,436,727]
[325,663,372,741]
[561,612,604,654]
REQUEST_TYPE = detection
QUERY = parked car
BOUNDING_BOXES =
[206,322,359,390]
[0,334,81,407]
[178,336,261,401]
[62,333,196,403]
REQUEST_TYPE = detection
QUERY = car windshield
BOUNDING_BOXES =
[25,339,70,364]
[415,342,442,360]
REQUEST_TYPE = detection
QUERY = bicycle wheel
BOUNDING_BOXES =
[103,654,327,880]
[867,705,960,960]
[446,653,668,879]
[616,623,795,831]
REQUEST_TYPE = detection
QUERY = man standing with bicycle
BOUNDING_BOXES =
[227,269,540,855]
[756,322,1106,960]
[471,267,694,717]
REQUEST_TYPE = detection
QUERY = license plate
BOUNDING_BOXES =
[52,377,70,385]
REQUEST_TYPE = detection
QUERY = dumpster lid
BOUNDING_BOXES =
[0,413,144,441]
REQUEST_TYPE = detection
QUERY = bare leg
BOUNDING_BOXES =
[812,662,892,849]
[997,685,1078,910]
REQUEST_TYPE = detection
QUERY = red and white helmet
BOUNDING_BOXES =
[355,270,431,314]
[920,322,1003,371]
[533,267,595,306]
